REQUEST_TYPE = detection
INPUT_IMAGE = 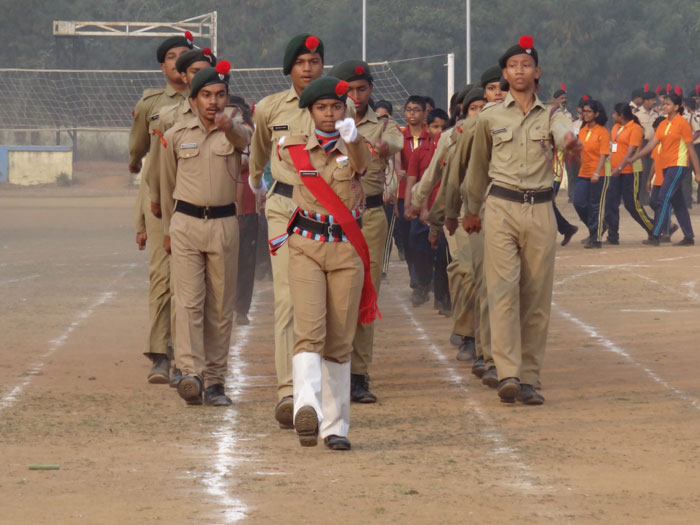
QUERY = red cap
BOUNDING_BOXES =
[355,65,366,76]
[644,83,649,92]
[216,60,231,76]
[184,31,193,42]
[335,80,349,96]
[305,35,320,52]
[519,35,534,50]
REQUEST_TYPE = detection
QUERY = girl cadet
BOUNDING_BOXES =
[628,91,700,246]
[253,76,375,451]
[574,99,611,249]
[605,103,654,244]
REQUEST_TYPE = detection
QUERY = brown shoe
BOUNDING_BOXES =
[481,366,499,389]
[275,396,294,429]
[324,435,351,450]
[497,377,520,404]
[147,354,170,384]
[294,405,319,447]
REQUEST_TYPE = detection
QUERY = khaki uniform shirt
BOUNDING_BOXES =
[278,130,371,214]
[145,98,195,204]
[637,106,660,142]
[410,128,455,207]
[355,107,404,196]
[160,114,252,234]
[466,91,572,215]
[249,85,313,188]
[442,115,478,218]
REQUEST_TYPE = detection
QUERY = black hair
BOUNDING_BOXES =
[404,95,426,111]
[684,97,696,111]
[613,102,640,126]
[631,88,644,100]
[427,108,449,125]
[583,99,607,126]
[422,96,436,109]
[666,92,685,115]
[652,116,665,129]
[578,95,593,109]
[449,92,458,114]
[375,99,393,115]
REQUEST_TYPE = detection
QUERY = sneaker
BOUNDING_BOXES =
[351,374,377,403]
[605,238,620,245]
[471,356,486,378]
[147,354,170,384]
[669,223,679,237]
[482,366,499,389]
[294,405,319,447]
[518,384,545,405]
[561,226,578,246]
[275,396,295,429]
[497,377,520,404]
[456,337,476,362]
[674,237,694,246]
[580,236,591,244]
[204,383,233,406]
[177,375,203,405]
[410,287,429,307]
[642,236,660,246]
[584,241,602,249]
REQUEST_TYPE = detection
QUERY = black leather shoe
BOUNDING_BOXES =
[324,435,351,450]
[410,287,429,307]
[518,384,545,405]
[471,356,486,378]
[643,236,660,246]
[275,396,294,429]
[497,377,520,404]
[482,366,499,388]
[561,226,578,246]
[235,312,250,326]
[456,337,476,362]
[351,374,377,403]
[674,237,695,246]
[204,383,232,406]
[605,238,620,245]
[147,353,170,384]
[294,405,319,447]
[169,366,182,388]
[450,333,463,346]
[177,375,203,405]
[584,241,602,249]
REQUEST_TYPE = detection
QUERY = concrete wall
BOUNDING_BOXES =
[0,146,73,185]
[0,130,129,162]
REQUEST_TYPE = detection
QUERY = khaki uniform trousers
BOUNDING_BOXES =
[288,235,364,363]
[170,212,239,387]
[470,227,492,365]
[483,195,556,385]
[265,191,297,399]
[140,179,172,357]
[447,226,477,338]
[351,205,387,375]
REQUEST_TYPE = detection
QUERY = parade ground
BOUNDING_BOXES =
[2,179,700,524]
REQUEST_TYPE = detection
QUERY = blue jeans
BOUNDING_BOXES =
[652,166,693,239]
[409,219,450,304]
[574,176,610,242]
[604,172,654,241]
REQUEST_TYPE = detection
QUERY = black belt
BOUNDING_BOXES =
[175,200,237,219]
[489,185,553,204]
[272,181,293,198]
[365,193,383,209]
[291,214,362,239]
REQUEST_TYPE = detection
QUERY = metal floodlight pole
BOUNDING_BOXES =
[466,0,471,84]
[362,0,367,61]
[447,53,455,109]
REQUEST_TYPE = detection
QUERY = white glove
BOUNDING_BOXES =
[335,117,358,143]
[248,175,267,197]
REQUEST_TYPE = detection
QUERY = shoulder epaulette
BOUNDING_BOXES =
[482,101,501,112]
[142,87,166,99]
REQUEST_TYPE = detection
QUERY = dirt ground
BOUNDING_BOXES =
[2,184,700,524]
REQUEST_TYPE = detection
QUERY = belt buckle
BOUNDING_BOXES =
[326,222,335,239]
[523,191,535,205]
[202,206,210,220]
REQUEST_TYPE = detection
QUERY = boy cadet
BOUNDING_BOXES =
[249,34,325,428]
[463,37,581,405]
[130,33,192,384]
[327,60,403,403]
[160,62,252,406]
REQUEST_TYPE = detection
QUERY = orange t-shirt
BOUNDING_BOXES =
[654,113,693,169]
[650,145,664,186]
[578,124,611,178]
[610,122,643,173]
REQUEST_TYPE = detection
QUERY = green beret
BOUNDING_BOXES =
[156,35,193,63]
[176,48,217,73]
[299,76,348,109]
[189,61,231,99]
[553,89,566,98]
[462,87,485,108]
[480,66,502,88]
[642,91,656,100]
[283,33,325,75]
[498,35,538,69]
[455,84,473,105]
[327,60,373,84]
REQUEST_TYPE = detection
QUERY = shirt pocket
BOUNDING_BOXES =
[528,127,552,159]
[177,145,200,160]
[491,128,513,161]
[331,157,354,181]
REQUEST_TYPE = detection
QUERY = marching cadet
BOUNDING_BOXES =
[261,76,375,450]
[160,62,253,406]
[327,60,403,403]
[130,32,193,384]
[249,34,325,429]
[463,36,581,405]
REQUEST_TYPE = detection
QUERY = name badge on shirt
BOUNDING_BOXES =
[336,155,349,168]
[180,143,198,149]
[491,128,507,135]
[611,143,618,153]
[273,125,289,131]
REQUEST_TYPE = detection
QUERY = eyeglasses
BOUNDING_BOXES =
[581,109,594,113]
[405,107,423,114]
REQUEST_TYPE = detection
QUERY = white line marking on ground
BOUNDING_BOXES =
[658,254,700,262]
[619,309,671,313]
[391,289,550,495]
[556,305,700,411]
[0,274,40,286]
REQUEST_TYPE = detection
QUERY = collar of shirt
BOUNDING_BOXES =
[164,83,184,98]
[357,105,379,125]
[304,131,348,155]
[180,99,194,116]
[285,84,302,103]
[402,124,428,140]
[502,91,546,115]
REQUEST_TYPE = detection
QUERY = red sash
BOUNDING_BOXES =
[287,144,381,325]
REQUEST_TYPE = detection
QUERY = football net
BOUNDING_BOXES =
[0,62,411,132]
